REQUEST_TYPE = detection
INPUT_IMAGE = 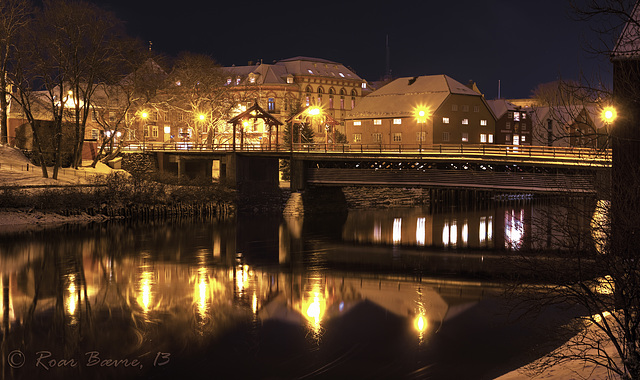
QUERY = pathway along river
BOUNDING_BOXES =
[0,198,604,380]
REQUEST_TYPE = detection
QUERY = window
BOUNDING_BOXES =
[442,132,450,141]
[393,118,402,125]
[452,104,458,111]
[461,133,469,142]
[353,133,362,142]
[474,106,480,112]
[522,113,527,119]
[506,134,511,142]
[178,113,184,121]
[226,78,232,85]
[514,112,520,121]
[480,133,487,143]
[462,105,469,112]
[353,120,362,126]
[372,132,382,142]
[164,113,170,122]
[443,117,450,124]
[152,112,158,121]
[462,119,469,125]
[268,98,275,112]
[521,136,526,142]
[109,111,116,123]
[480,119,487,126]
[235,78,241,85]
[249,76,256,84]
[393,133,402,142]
[144,126,149,137]
[488,134,494,143]
[305,96,310,106]
[152,126,158,138]
[286,76,294,84]
[416,132,426,142]
[506,122,511,129]
[164,125,171,134]
[91,129,99,140]
[508,112,513,118]
[351,97,355,109]
[373,119,382,125]
[361,82,367,89]
[329,96,334,109]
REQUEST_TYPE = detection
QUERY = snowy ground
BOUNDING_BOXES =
[0,145,119,231]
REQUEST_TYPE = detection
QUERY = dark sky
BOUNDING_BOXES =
[91,0,613,99]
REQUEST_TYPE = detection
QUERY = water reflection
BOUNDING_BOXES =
[0,200,603,379]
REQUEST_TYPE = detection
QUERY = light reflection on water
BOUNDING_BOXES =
[0,200,602,379]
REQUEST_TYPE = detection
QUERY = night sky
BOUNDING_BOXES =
[90,0,614,100]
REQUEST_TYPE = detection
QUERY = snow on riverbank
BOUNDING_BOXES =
[0,145,121,231]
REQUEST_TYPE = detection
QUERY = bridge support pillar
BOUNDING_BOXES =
[290,158,305,192]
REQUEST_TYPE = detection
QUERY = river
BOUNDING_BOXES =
[0,199,602,379]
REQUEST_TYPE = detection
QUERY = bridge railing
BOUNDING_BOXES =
[117,142,611,162]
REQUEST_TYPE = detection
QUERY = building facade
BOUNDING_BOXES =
[346,75,496,145]
[486,99,533,146]
[223,57,370,143]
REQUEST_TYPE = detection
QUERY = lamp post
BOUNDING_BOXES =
[414,106,431,152]
[601,106,617,150]
[141,111,148,152]
[198,113,206,147]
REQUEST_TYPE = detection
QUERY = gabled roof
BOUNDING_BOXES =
[348,75,482,119]
[612,1,640,60]
[486,99,522,119]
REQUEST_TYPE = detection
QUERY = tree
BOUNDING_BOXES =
[511,2,640,379]
[0,0,30,145]
[279,103,315,180]
[158,53,232,146]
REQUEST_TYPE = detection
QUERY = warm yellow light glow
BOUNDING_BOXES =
[199,114,206,121]
[393,218,402,244]
[602,107,617,123]
[139,271,153,312]
[252,293,258,314]
[67,274,77,316]
[594,275,615,295]
[416,217,426,246]
[414,314,427,333]
[307,107,321,116]
[414,106,432,123]
[141,112,149,119]
[242,120,250,128]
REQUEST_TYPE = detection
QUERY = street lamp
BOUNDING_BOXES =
[141,111,149,151]
[414,106,431,150]
[602,106,617,124]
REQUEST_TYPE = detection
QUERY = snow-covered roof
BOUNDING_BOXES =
[348,75,482,119]
[486,99,520,119]
[223,56,362,86]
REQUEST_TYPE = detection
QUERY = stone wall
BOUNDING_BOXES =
[121,153,157,176]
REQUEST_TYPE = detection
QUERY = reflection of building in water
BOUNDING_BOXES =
[342,208,497,249]
[1,242,492,344]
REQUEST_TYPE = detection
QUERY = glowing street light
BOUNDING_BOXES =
[602,106,617,124]
[414,106,431,148]
[199,114,206,121]
[141,111,149,151]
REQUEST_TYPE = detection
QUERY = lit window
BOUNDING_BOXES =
[353,120,362,126]
[373,119,382,125]
[480,119,487,126]
[393,119,402,125]
[393,133,402,142]
[268,98,275,112]
[249,76,256,84]
[514,112,520,121]
[286,76,293,84]
[442,132,450,142]
[462,133,469,142]
[522,113,527,119]
[443,117,450,124]
[521,136,526,142]
[91,129,99,139]
[305,96,310,106]
[462,119,469,125]
[354,133,362,142]
[164,125,171,134]
[339,72,345,77]
[488,134,494,143]
[361,82,367,89]
[308,69,314,74]
[480,133,487,143]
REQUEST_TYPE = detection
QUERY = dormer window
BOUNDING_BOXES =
[226,78,232,85]
[339,72,345,77]
[236,77,241,85]
[308,69,314,74]
[249,76,256,84]
[286,76,294,84]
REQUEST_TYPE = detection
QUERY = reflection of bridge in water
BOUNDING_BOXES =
[127,143,611,194]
